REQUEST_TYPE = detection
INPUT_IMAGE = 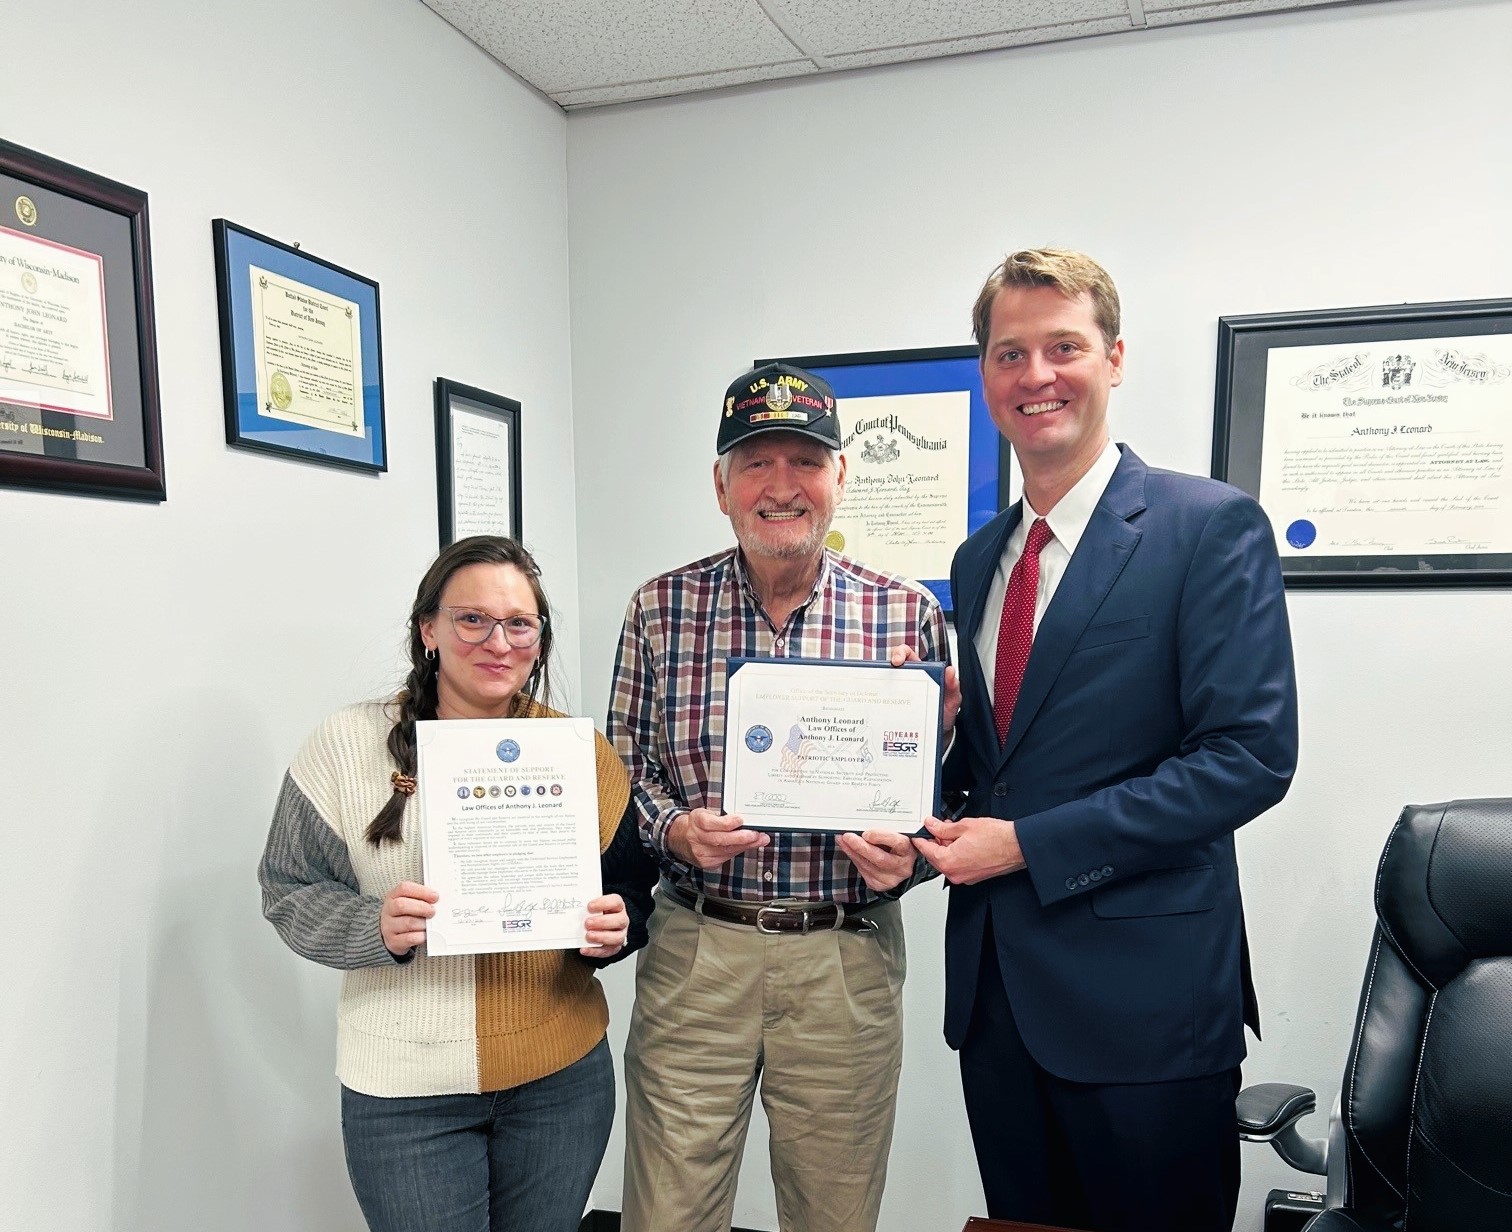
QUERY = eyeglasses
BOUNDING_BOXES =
[442,607,548,648]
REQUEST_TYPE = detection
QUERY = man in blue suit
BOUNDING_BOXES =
[915,249,1298,1232]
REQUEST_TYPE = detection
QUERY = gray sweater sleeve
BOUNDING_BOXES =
[259,772,410,969]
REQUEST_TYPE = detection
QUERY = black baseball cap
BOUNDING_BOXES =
[717,362,840,456]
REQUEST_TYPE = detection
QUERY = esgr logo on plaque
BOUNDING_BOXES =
[496,739,521,763]
[745,724,773,753]
[882,731,920,757]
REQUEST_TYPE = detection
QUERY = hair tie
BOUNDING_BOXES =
[390,771,417,796]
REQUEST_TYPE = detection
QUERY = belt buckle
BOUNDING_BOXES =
[756,904,806,935]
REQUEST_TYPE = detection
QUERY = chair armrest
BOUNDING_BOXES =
[1237,1082,1328,1176]
[1238,1082,1316,1137]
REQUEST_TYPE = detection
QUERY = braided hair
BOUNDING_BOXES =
[366,536,554,843]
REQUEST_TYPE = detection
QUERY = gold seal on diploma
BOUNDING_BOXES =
[824,530,845,552]
[21,272,38,295]
[269,371,293,411]
[15,196,38,227]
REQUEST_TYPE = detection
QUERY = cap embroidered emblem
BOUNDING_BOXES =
[764,382,794,412]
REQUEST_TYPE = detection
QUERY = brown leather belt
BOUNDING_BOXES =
[659,878,877,934]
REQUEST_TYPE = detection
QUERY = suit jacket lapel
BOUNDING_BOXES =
[997,447,1147,769]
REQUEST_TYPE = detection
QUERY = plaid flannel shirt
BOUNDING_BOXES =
[607,547,950,905]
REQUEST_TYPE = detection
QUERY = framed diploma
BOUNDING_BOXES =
[722,657,944,834]
[0,138,165,501]
[1214,299,1512,587]
[416,717,603,955]
[434,378,522,547]
[212,219,387,473]
[755,346,1013,615]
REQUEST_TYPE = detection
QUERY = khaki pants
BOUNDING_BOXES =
[621,895,906,1232]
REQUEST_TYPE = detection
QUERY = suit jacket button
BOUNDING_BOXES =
[1078,873,1090,886]
[992,784,1008,797]
[1089,870,1102,882]
[1065,877,1077,891]
[1102,865,1114,877]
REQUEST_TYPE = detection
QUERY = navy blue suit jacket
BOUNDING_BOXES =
[943,445,1298,1084]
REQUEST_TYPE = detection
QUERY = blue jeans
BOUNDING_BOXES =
[341,1037,614,1232]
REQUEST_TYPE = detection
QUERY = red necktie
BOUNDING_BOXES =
[993,517,1053,744]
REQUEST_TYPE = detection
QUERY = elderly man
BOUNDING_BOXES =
[609,361,955,1232]
[919,248,1298,1232]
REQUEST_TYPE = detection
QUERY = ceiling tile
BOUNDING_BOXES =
[423,0,805,92]
[770,0,1129,57]
[824,15,1136,68]
[420,0,1407,111]
[553,59,818,108]
[1145,0,1338,17]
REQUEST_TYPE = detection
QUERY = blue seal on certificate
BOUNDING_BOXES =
[1286,519,1317,549]
[745,724,773,753]
[457,786,471,799]
[520,785,532,796]
[496,739,521,763]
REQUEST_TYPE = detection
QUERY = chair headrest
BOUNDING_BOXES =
[1378,798,1512,989]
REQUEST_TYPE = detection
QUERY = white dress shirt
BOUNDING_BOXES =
[973,440,1122,707]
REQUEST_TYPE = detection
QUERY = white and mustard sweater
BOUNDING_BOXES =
[258,700,654,1098]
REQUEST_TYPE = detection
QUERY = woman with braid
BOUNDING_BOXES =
[259,535,656,1232]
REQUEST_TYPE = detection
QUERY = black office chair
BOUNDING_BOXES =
[1237,798,1512,1231]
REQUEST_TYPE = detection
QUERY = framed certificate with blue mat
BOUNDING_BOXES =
[213,218,387,473]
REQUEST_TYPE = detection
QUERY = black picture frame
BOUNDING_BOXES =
[212,219,387,473]
[434,378,522,548]
[1214,299,1512,587]
[0,137,165,501]
[755,345,1010,616]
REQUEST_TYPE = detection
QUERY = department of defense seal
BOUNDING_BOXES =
[496,738,521,763]
[745,724,774,753]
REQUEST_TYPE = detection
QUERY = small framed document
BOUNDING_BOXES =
[434,377,522,547]
[212,219,387,473]
[722,657,944,834]
[416,717,602,955]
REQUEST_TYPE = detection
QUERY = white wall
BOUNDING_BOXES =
[567,1,1512,1227]
[0,2,578,1229]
